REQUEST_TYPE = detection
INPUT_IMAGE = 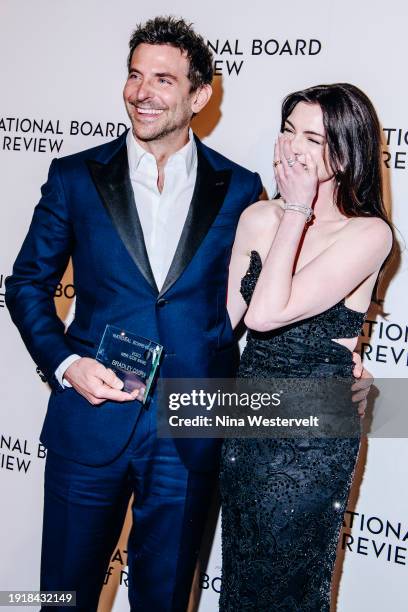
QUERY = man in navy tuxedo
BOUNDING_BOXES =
[6,16,263,612]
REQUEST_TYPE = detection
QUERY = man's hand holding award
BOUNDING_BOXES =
[64,325,163,406]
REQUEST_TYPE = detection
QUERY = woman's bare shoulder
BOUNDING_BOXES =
[343,216,393,255]
[238,199,284,232]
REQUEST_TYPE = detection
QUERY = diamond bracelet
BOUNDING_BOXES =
[283,203,313,222]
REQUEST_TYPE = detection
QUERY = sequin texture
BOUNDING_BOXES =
[219,251,365,611]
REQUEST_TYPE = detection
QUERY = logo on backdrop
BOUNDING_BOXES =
[0,117,127,154]
[0,433,46,474]
[104,548,129,587]
[1,273,75,314]
[0,274,5,309]
[383,128,408,170]
[55,282,76,300]
[207,38,322,76]
[103,557,223,593]
[200,569,222,594]
[342,509,408,566]
[361,318,408,369]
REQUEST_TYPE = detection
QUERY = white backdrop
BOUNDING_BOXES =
[1,0,408,610]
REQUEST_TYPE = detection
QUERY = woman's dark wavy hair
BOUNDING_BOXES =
[281,83,395,297]
[127,16,213,91]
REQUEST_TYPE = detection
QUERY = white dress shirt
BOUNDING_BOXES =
[128,128,197,289]
[56,129,198,386]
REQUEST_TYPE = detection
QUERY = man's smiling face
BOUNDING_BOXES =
[123,43,196,143]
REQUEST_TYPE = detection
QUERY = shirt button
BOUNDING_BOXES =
[156,298,167,308]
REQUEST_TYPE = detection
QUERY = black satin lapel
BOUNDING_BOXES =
[87,147,158,292]
[159,149,232,298]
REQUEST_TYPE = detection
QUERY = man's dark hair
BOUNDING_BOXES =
[127,16,213,91]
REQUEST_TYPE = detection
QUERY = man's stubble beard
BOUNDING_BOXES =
[135,122,184,143]
[128,103,192,143]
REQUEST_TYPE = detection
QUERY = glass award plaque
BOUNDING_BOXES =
[96,325,163,403]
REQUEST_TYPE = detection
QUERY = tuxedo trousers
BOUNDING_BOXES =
[40,401,217,611]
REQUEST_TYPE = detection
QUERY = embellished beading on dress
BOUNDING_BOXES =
[219,251,366,612]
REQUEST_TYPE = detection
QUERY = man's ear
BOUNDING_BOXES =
[191,84,213,114]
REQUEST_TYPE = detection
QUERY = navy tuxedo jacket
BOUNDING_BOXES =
[6,132,262,470]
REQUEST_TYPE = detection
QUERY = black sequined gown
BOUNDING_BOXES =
[219,251,366,612]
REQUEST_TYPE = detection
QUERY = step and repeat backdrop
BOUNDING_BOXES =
[1,0,407,610]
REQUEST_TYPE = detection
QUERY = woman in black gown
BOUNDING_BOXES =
[220,84,394,611]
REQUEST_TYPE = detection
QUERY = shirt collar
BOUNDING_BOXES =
[126,128,197,178]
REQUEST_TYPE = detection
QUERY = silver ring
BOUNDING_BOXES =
[287,158,296,167]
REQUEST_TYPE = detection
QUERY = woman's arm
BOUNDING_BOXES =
[245,137,393,332]
[245,215,392,331]
[227,202,282,330]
